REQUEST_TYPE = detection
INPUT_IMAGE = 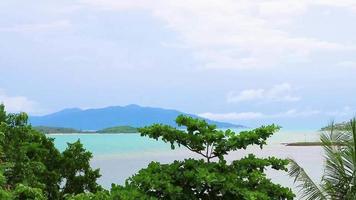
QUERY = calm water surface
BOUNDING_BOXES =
[48,130,323,199]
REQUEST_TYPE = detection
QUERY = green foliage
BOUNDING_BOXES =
[0,190,12,200]
[128,115,294,199]
[0,162,12,200]
[139,115,280,162]
[61,140,101,196]
[0,119,11,200]
[64,190,110,200]
[125,156,293,199]
[12,184,46,200]
[0,104,101,200]
[0,107,62,198]
[289,118,356,199]
[64,185,155,200]
[109,184,156,200]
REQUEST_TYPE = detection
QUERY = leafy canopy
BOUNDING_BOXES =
[0,104,101,200]
[122,115,295,199]
[61,141,101,196]
[140,115,280,162]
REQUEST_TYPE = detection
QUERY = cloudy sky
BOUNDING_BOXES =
[1,0,356,129]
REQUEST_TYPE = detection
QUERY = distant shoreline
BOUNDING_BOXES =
[282,142,322,146]
[282,142,344,146]
[45,132,139,135]
[35,125,139,134]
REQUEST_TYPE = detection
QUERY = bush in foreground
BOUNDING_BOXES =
[0,104,101,199]
[118,115,295,199]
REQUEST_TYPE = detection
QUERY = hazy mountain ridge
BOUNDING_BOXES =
[33,125,138,134]
[30,104,243,130]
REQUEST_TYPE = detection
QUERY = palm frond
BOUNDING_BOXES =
[320,122,352,199]
[321,119,356,199]
[288,158,326,200]
[289,119,356,199]
[346,118,356,198]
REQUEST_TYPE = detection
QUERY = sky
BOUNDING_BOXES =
[1,0,356,129]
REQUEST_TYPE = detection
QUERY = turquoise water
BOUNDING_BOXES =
[48,130,321,155]
[47,131,324,199]
[48,133,171,156]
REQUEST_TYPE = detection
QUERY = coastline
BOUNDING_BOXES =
[45,132,140,135]
[282,142,321,146]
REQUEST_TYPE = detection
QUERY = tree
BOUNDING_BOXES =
[0,108,46,200]
[60,140,101,196]
[0,104,62,199]
[289,118,356,199]
[0,104,102,199]
[64,190,110,200]
[12,184,46,200]
[64,185,155,200]
[121,115,294,199]
[0,131,12,200]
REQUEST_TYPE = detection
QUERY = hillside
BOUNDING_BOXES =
[30,104,243,130]
[34,126,82,134]
[96,126,138,133]
[34,125,138,134]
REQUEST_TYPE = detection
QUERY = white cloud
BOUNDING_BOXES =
[199,109,321,121]
[80,0,355,69]
[0,20,71,33]
[227,83,300,103]
[280,109,321,117]
[337,61,356,69]
[0,89,39,114]
[325,106,355,116]
[313,0,356,11]
[199,112,264,121]
[200,106,355,122]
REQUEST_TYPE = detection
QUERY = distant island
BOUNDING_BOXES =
[283,142,344,146]
[34,125,139,134]
[284,121,351,146]
[96,126,138,133]
[283,142,322,146]
[34,126,84,134]
[30,104,244,130]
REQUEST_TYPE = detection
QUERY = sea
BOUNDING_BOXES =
[48,129,323,199]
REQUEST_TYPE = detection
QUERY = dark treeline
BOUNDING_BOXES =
[34,125,138,134]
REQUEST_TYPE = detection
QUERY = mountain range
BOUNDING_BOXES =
[30,104,243,130]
